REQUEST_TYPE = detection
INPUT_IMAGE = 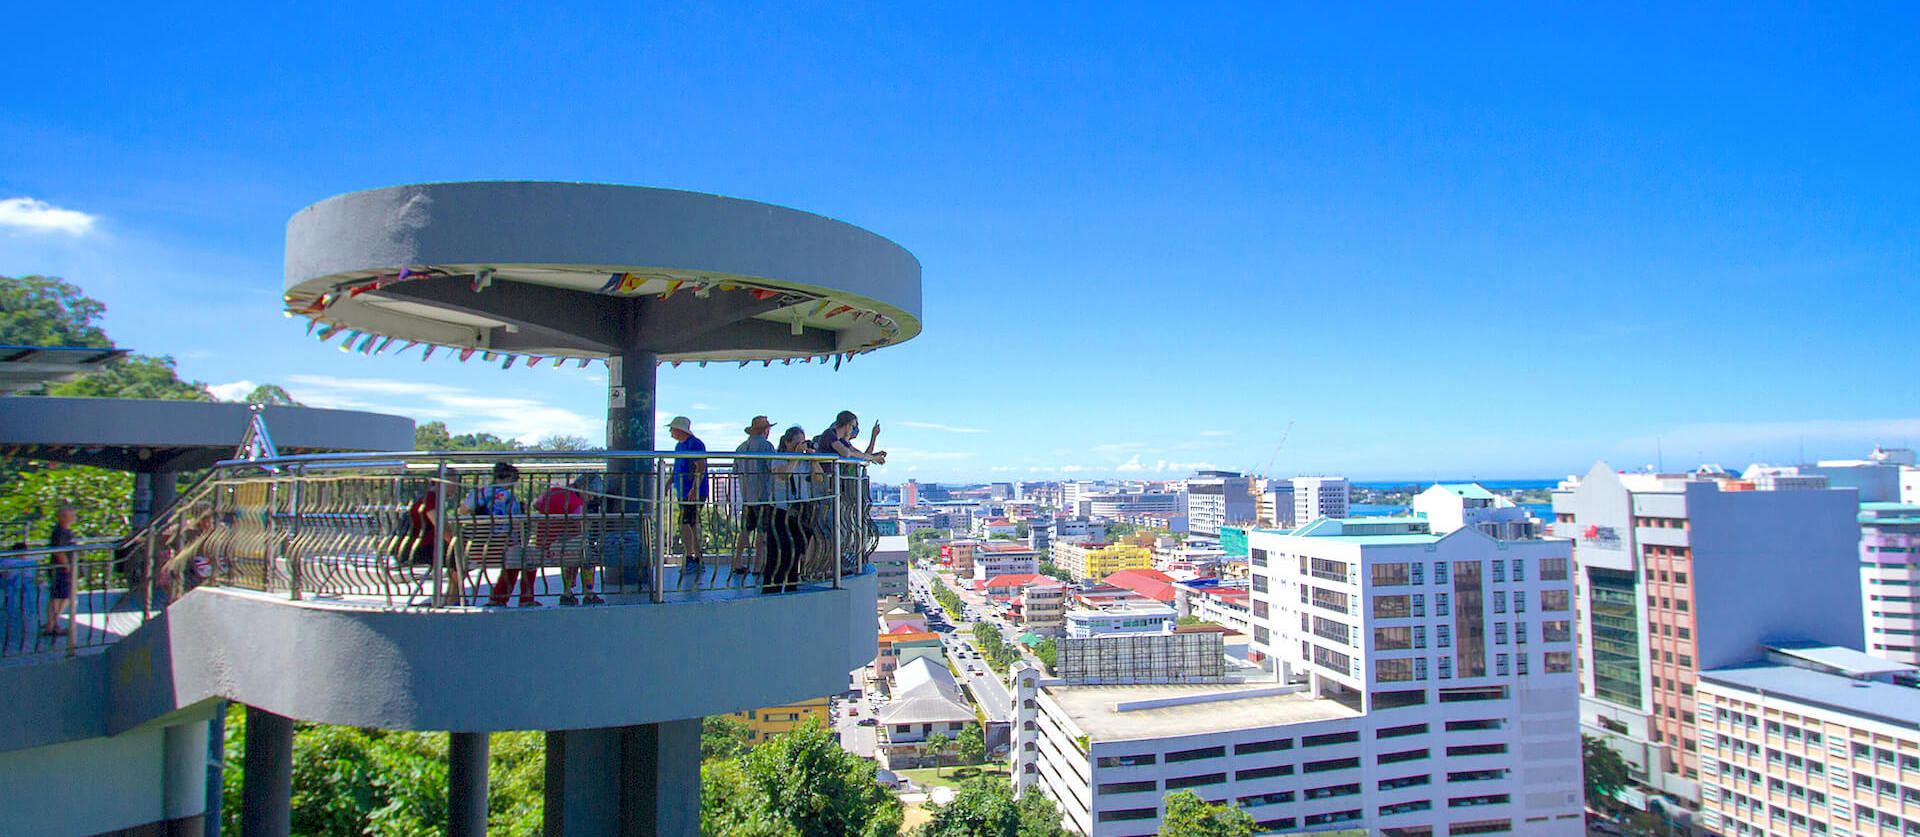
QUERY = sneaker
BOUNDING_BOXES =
[583,594,605,605]
[558,594,579,606]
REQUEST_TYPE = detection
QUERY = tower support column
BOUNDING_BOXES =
[544,720,699,837]
[449,731,490,836]
[241,706,294,837]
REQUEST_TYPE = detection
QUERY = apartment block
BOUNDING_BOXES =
[1011,516,1583,837]
[1413,484,1539,540]
[729,697,831,744]
[1052,541,1154,582]
[1552,462,1863,808]
[1862,503,1920,665]
[973,546,1043,584]
[874,535,910,601]
[1186,471,1256,537]
[1292,477,1351,526]
[1065,603,1177,639]
[1695,645,1920,837]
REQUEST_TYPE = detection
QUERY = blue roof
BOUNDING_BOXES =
[1701,665,1920,731]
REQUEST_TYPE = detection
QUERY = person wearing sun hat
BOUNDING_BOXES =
[731,415,776,586]
[666,416,708,586]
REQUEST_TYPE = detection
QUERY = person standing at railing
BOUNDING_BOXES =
[475,463,535,607]
[730,415,777,587]
[407,481,464,605]
[809,412,886,575]
[41,504,77,637]
[537,475,603,606]
[765,426,814,594]
[666,416,708,586]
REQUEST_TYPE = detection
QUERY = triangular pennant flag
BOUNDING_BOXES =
[459,348,476,361]
[749,288,779,301]
[833,355,842,371]
[375,337,396,353]
[400,340,418,352]
[553,357,566,368]
[599,273,623,293]
[826,305,854,319]
[482,352,496,362]
[809,300,831,317]
[659,279,683,300]
[501,355,518,369]
[525,356,542,367]
[577,358,590,368]
[423,345,438,361]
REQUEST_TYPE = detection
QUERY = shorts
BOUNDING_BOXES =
[49,566,72,599]
[678,502,702,528]
[740,504,766,531]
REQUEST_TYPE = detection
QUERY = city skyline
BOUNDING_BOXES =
[4,4,1918,482]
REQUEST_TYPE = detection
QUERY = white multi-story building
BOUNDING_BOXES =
[1086,492,1184,520]
[1185,471,1255,537]
[1259,482,1296,528]
[1053,516,1103,545]
[974,550,1042,585]
[1065,603,1177,639]
[874,535,910,602]
[1412,483,1539,540]
[1008,515,1585,837]
[1694,645,1920,837]
[1552,462,1863,809]
[1861,502,1920,665]
[1292,477,1350,526]
[1173,579,1254,636]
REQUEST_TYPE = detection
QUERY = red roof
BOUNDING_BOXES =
[982,573,1045,589]
[1102,568,1178,602]
[886,624,924,635]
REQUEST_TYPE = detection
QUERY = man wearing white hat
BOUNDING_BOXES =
[732,415,776,586]
[667,416,707,585]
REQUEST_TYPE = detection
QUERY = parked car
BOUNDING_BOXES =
[858,718,877,726]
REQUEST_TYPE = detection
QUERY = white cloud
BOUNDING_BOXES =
[284,373,598,442]
[0,198,98,236]
[208,380,256,401]
[690,402,717,411]
[1116,454,1147,473]
[896,420,987,434]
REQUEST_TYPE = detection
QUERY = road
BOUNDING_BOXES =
[911,564,1013,724]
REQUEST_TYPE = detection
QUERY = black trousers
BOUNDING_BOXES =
[762,508,806,594]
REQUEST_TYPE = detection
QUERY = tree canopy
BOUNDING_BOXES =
[0,275,110,347]
[1583,734,1631,811]
[1158,791,1256,837]
[700,719,901,837]
[911,776,1069,837]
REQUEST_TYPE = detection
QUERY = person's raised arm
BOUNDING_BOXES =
[865,422,882,455]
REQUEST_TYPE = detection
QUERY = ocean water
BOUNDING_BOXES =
[1350,503,1554,518]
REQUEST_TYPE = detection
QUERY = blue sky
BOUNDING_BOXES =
[3,3,1916,482]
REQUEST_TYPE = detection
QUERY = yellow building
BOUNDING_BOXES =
[1048,541,1152,581]
[729,697,831,743]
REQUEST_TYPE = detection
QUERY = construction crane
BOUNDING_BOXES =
[1263,420,1295,476]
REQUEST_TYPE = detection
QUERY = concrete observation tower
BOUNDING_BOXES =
[284,180,922,452]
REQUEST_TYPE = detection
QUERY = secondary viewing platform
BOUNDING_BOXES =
[0,180,922,837]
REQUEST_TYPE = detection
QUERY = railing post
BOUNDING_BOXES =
[432,461,449,607]
[143,520,158,619]
[833,462,844,590]
[288,465,303,601]
[650,458,665,604]
[64,568,77,657]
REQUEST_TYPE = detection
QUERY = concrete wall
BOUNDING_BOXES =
[110,573,879,732]
[0,725,168,836]
[1690,484,1863,669]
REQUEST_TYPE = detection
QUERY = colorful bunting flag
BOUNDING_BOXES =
[459,348,476,362]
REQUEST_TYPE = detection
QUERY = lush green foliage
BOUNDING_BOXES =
[0,275,110,347]
[956,722,986,767]
[245,384,302,406]
[1583,733,1631,811]
[701,719,902,837]
[969,622,1021,672]
[46,353,213,400]
[0,466,133,539]
[704,715,753,761]
[220,705,544,836]
[1035,561,1072,583]
[1032,637,1057,672]
[414,421,524,452]
[1158,790,1257,837]
[930,577,965,621]
[922,731,951,775]
[910,775,1069,837]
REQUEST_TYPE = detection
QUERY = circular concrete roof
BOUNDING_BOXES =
[283,181,922,364]
[0,398,415,472]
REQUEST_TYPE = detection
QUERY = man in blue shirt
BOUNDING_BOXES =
[667,416,707,585]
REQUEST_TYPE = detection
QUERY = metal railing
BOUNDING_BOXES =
[157,450,877,607]
[0,450,877,660]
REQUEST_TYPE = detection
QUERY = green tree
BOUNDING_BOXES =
[0,466,133,539]
[47,354,213,401]
[700,719,901,837]
[1176,615,1206,627]
[704,715,752,761]
[415,421,454,451]
[535,434,593,451]
[912,776,1070,837]
[957,722,986,767]
[1033,637,1057,672]
[1013,521,1030,539]
[1584,733,1631,812]
[1036,561,1072,583]
[413,421,525,452]
[1157,790,1256,837]
[243,384,302,406]
[1102,521,1137,542]
[908,529,945,543]
[450,431,521,451]
[0,275,110,347]
[923,731,951,776]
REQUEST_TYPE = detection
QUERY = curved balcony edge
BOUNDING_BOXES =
[107,571,877,733]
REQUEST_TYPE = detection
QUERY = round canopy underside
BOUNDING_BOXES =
[283,182,922,365]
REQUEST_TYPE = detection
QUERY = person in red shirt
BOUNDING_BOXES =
[536,475,603,605]
[406,481,464,605]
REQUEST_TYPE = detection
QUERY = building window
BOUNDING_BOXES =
[1376,659,1416,682]
[1496,654,1510,676]
[1511,559,1525,582]
[1541,590,1570,611]
[1545,651,1573,673]
[1437,625,1452,648]
[1540,558,1569,581]
[1492,560,1505,583]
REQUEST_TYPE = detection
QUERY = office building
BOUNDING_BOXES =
[902,479,919,510]
[1292,477,1350,525]
[1017,581,1070,636]
[1695,645,1920,837]
[1052,541,1154,582]
[1552,461,1863,808]
[973,547,1042,585]
[1065,603,1178,638]
[1186,471,1256,537]
[728,697,832,744]
[1087,492,1186,520]
[874,535,910,601]
[1413,484,1539,540]
[1174,579,1255,637]
[1260,482,1297,528]
[1861,503,1920,665]
[1013,516,1583,837]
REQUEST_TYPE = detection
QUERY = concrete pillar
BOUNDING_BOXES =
[152,470,178,517]
[606,351,657,587]
[162,720,209,837]
[544,720,699,837]
[206,704,227,837]
[241,706,294,837]
[449,732,490,837]
[132,472,153,530]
